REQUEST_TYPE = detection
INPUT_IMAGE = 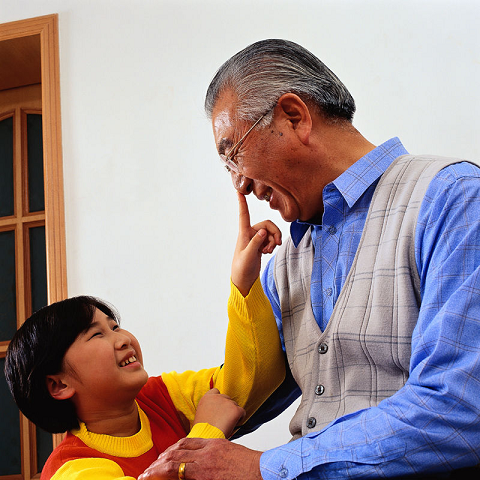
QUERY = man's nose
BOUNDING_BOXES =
[232,172,253,195]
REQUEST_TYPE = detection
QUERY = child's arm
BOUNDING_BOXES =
[188,387,245,439]
[162,193,285,436]
[49,458,136,480]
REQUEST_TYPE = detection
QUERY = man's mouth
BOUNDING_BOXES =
[120,355,137,367]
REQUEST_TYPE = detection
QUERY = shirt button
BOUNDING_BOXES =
[328,226,337,235]
[318,343,328,354]
[279,468,288,478]
[315,384,325,396]
[325,287,333,296]
[307,417,316,428]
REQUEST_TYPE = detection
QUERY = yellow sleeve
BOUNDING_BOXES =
[162,277,285,429]
[187,422,225,439]
[51,458,134,480]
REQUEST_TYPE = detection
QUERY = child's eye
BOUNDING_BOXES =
[112,324,119,331]
[89,331,102,339]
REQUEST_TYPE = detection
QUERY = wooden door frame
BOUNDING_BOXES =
[0,14,67,454]
[0,14,67,308]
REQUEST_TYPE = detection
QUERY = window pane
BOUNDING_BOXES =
[0,230,17,341]
[0,116,14,217]
[27,113,45,212]
[30,225,47,313]
[37,426,52,471]
[0,357,22,475]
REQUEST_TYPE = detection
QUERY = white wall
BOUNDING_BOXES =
[1,0,479,451]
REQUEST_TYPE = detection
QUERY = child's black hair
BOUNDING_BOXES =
[4,296,119,433]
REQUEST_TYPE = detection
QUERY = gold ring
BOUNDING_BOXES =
[178,462,186,480]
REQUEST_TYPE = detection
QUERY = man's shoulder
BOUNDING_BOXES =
[434,159,480,181]
[418,158,480,200]
[399,154,480,179]
[381,155,480,198]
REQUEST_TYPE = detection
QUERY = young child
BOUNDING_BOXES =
[5,194,285,479]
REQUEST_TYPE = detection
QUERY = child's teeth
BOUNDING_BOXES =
[120,356,137,367]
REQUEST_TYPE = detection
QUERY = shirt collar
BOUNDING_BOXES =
[290,137,409,246]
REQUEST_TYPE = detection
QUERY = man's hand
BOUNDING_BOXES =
[192,388,246,438]
[139,438,263,480]
[231,193,282,296]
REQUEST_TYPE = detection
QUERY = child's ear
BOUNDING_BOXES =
[46,375,75,400]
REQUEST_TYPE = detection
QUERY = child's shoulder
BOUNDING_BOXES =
[136,374,170,403]
[136,374,179,419]
[41,432,95,478]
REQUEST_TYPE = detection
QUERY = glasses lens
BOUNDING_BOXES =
[219,154,239,174]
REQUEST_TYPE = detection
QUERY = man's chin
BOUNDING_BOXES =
[277,208,298,223]
[269,195,299,222]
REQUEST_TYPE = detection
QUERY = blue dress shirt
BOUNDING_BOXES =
[257,138,480,478]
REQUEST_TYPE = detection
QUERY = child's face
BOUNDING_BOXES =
[60,307,149,408]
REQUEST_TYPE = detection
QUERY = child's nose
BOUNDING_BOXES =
[115,332,131,349]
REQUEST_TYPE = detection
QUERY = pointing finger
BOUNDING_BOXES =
[237,192,251,231]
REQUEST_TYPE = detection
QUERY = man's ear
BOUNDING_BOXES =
[46,374,75,400]
[276,93,312,145]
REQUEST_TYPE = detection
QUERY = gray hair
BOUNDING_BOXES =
[205,39,355,126]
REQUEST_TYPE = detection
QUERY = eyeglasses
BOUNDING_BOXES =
[219,111,268,174]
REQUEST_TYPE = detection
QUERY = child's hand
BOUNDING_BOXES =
[231,193,282,296]
[193,388,246,438]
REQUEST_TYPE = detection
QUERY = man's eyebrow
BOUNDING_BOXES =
[217,137,233,155]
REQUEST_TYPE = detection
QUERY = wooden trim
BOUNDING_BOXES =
[0,109,14,120]
[39,16,68,305]
[0,213,44,228]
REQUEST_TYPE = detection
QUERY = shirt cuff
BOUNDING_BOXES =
[187,423,225,439]
[260,444,305,480]
[229,277,272,318]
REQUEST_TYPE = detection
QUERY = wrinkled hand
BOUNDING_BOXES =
[231,193,282,296]
[192,388,245,438]
[139,437,263,480]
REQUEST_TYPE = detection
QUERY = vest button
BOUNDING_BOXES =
[318,343,328,354]
[315,384,325,396]
[307,417,316,428]
[328,226,337,235]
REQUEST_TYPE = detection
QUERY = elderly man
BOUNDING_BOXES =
[141,39,480,479]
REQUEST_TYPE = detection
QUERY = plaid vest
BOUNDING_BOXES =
[274,155,459,439]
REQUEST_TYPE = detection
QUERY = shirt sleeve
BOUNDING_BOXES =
[260,163,480,479]
[51,458,135,480]
[162,277,285,430]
